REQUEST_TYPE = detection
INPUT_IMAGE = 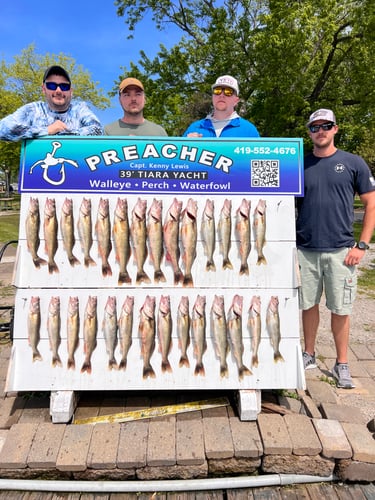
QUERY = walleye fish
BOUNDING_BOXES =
[139,295,156,379]
[27,296,42,361]
[96,197,112,277]
[192,295,207,376]
[211,295,229,378]
[218,199,233,270]
[43,197,59,274]
[60,197,80,266]
[157,295,173,373]
[248,295,262,368]
[235,199,251,276]
[163,197,183,285]
[147,198,166,283]
[266,296,284,363]
[201,199,216,272]
[77,197,96,268]
[118,295,134,370]
[103,296,118,370]
[81,295,98,374]
[180,198,198,287]
[254,199,267,265]
[113,197,131,285]
[25,197,47,268]
[227,295,252,380]
[47,296,62,367]
[177,296,190,368]
[66,296,80,370]
[131,197,151,284]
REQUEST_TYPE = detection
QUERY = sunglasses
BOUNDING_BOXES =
[213,87,235,96]
[309,122,334,133]
[45,82,71,91]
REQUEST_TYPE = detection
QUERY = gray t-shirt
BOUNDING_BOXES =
[104,119,167,136]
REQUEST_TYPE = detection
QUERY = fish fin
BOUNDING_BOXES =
[256,255,267,265]
[174,270,183,285]
[48,262,59,274]
[220,364,229,378]
[108,358,118,370]
[32,351,43,362]
[81,360,92,374]
[161,360,173,373]
[136,271,151,285]
[102,263,113,277]
[118,271,132,285]
[52,355,62,368]
[222,258,233,270]
[206,260,216,272]
[274,351,285,363]
[67,358,76,370]
[119,358,127,370]
[251,354,259,368]
[33,257,47,268]
[84,256,96,267]
[68,255,81,266]
[238,365,252,380]
[239,263,249,275]
[183,274,194,287]
[179,355,190,368]
[143,364,156,379]
[194,363,205,376]
[154,269,166,283]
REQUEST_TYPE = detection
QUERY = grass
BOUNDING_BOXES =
[0,213,20,244]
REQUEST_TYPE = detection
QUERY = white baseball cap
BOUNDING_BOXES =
[212,75,239,95]
[307,108,336,126]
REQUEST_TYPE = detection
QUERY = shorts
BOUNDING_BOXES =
[297,248,357,315]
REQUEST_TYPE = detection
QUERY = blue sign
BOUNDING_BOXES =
[19,136,304,195]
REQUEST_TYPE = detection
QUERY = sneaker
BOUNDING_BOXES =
[332,362,355,389]
[303,351,317,370]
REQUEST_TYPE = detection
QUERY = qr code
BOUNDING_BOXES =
[251,160,280,187]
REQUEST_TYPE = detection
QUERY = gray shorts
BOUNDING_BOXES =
[297,248,357,315]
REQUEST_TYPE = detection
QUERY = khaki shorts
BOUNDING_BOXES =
[297,248,357,315]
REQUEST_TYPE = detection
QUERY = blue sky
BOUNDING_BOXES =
[0,1,180,125]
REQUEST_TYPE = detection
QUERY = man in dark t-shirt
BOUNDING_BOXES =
[296,108,375,388]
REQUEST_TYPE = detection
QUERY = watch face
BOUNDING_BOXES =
[358,241,369,250]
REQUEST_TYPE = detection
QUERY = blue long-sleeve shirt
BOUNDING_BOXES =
[183,114,260,138]
[0,100,103,141]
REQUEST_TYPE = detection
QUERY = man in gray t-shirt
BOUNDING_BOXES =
[104,77,167,136]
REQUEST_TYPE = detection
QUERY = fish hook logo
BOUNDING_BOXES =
[29,141,79,186]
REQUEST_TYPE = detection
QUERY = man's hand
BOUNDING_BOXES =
[344,247,366,266]
[48,120,69,135]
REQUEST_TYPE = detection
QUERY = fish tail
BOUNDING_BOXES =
[136,271,151,285]
[67,357,76,370]
[274,351,285,363]
[154,269,166,283]
[143,364,156,379]
[102,263,113,277]
[183,274,194,287]
[220,363,229,378]
[194,362,205,376]
[84,256,96,268]
[118,271,131,285]
[52,354,62,367]
[48,261,59,274]
[68,255,80,267]
[33,257,47,268]
[32,350,43,362]
[206,260,216,272]
[174,270,183,285]
[256,255,267,266]
[119,358,127,370]
[239,263,249,275]
[179,355,190,368]
[238,365,252,380]
[251,354,259,368]
[108,357,118,370]
[161,359,172,373]
[222,258,233,270]
[81,359,92,374]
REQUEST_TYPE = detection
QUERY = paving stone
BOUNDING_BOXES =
[350,343,374,360]
[229,417,263,458]
[147,416,176,466]
[56,423,93,471]
[336,459,375,482]
[18,394,51,423]
[202,407,234,459]
[257,414,292,455]
[176,412,205,465]
[312,418,352,459]
[341,422,375,463]
[208,456,261,475]
[0,430,8,454]
[284,414,321,456]
[278,395,302,414]
[362,360,375,377]
[0,422,38,468]
[262,453,335,476]
[300,394,322,418]
[0,396,25,429]
[87,422,121,469]
[315,344,337,359]
[137,463,208,481]
[117,420,148,468]
[27,422,65,468]
[306,379,337,404]
[320,402,367,424]
[347,360,372,378]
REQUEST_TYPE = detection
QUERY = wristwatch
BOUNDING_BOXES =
[356,241,370,250]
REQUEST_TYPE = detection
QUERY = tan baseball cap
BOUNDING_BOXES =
[119,77,144,92]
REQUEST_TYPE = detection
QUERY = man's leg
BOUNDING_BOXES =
[331,313,350,364]
[302,304,319,355]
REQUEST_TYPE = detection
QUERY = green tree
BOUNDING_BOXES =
[0,44,110,183]
[115,0,375,172]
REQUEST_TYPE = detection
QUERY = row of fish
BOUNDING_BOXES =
[27,293,284,379]
[24,196,267,286]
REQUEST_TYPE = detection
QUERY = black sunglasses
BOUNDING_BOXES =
[45,81,71,91]
[309,122,334,133]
